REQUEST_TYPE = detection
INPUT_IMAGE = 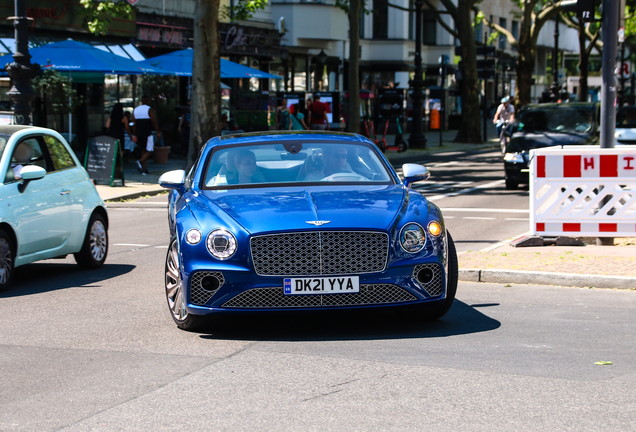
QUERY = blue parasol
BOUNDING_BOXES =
[138,49,281,79]
[27,40,161,74]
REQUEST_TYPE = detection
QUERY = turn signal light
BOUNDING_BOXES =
[428,221,442,237]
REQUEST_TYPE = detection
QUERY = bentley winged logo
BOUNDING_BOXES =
[305,220,331,226]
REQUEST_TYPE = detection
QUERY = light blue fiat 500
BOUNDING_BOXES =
[0,125,108,291]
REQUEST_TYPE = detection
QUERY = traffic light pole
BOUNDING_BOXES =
[408,0,427,149]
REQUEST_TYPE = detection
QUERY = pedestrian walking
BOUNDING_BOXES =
[290,103,309,130]
[308,94,330,130]
[106,103,134,162]
[178,100,191,157]
[276,98,292,130]
[132,95,162,175]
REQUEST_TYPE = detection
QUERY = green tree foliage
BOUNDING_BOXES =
[221,0,268,21]
[32,69,83,115]
[79,0,133,36]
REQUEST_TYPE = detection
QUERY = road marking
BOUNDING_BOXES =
[480,231,531,252]
[463,217,496,220]
[114,243,149,247]
[441,208,529,213]
[505,217,530,221]
[155,245,169,249]
[428,179,505,201]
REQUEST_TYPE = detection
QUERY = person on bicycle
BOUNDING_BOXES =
[493,96,515,138]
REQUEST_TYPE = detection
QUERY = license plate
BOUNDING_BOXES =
[283,276,360,295]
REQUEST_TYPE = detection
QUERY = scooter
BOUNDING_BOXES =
[379,118,407,153]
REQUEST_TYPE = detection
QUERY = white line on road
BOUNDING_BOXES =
[428,180,505,201]
[441,208,529,213]
[463,217,496,220]
[155,245,169,249]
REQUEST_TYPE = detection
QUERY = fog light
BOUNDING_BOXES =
[201,275,220,292]
[186,229,202,245]
[417,267,434,284]
[428,221,442,237]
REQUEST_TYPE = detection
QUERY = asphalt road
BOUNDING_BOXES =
[394,149,530,251]
[3,152,635,431]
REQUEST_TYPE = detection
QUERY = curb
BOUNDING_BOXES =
[459,269,636,290]
[102,188,167,203]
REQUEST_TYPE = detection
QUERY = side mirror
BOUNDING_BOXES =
[18,165,46,193]
[159,170,186,194]
[402,163,430,188]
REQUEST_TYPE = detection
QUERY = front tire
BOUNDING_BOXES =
[0,229,15,292]
[426,231,458,320]
[74,213,108,269]
[165,238,208,331]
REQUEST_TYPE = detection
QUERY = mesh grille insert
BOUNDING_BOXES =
[250,231,389,276]
[413,263,444,297]
[222,284,416,309]
[190,271,225,306]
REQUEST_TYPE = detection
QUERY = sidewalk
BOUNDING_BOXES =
[93,130,636,290]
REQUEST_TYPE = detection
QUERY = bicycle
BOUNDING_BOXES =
[497,119,513,154]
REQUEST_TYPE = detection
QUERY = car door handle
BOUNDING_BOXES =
[60,190,70,195]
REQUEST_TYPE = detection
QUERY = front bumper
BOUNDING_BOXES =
[504,160,529,184]
[183,262,447,315]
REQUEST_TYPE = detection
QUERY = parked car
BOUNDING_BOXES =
[0,126,108,291]
[503,103,599,189]
[615,105,636,145]
[159,131,458,331]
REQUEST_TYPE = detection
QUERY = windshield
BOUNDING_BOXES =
[202,141,394,189]
[616,107,636,129]
[517,107,595,133]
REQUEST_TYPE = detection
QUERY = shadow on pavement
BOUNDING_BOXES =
[1,263,136,297]
[198,300,501,342]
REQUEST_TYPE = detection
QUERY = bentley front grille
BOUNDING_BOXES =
[190,271,225,306]
[413,263,444,297]
[250,231,389,276]
[221,284,416,309]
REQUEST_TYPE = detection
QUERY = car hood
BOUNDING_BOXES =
[199,185,407,234]
[507,132,594,152]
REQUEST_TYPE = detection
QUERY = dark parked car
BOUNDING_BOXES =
[503,103,599,189]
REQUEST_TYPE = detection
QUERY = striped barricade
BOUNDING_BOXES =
[529,146,636,237]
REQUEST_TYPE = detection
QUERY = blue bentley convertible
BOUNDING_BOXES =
[159,131,457,331]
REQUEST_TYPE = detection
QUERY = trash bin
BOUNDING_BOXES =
[430,109,440,130]
[153,146,169,164]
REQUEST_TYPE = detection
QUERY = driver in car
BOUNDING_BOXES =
[302,147,352,181]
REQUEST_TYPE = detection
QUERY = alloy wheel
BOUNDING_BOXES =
[166,240,187,321]
[89,220,107,262]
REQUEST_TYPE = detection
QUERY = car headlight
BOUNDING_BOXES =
[206,229,237,259]
[503,152,524,163]
[400,223,426,253]
[185,229,202,245]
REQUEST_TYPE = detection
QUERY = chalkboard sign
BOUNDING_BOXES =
[84,135,125,186]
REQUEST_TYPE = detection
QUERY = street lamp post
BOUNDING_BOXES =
[549,14,560,102]
[408,0,426,149]
[5,0,40,125]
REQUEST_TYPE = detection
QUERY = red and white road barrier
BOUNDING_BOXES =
[530,146,636,237]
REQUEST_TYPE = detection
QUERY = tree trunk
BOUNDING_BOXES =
[515,42,535,108]
[453,0,482,143]
[347,0,361,134]
[188,0,221,169]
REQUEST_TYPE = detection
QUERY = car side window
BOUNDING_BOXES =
[4,138,47,183]
[43,135,76,172]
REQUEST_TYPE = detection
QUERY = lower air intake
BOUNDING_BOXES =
[222,284,416,309]
[413,263,443,297]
